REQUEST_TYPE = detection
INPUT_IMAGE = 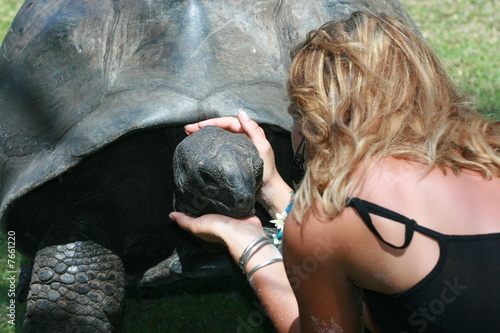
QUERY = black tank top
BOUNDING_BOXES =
[347,198,500,333]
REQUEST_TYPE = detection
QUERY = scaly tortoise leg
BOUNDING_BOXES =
[23,241,125,333]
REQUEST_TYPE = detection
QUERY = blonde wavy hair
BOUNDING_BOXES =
[287,10,500,222]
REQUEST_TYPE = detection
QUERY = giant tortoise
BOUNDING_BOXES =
[0,0,419,331]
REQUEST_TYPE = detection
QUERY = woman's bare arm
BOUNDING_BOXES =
[169,211,300,332]
[282,207,365,333]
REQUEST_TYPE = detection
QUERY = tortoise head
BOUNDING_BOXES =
[172,126,263,218]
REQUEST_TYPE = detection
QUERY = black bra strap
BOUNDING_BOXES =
[347,198,417,249]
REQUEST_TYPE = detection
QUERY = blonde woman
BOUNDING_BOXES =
[170,10,500,332]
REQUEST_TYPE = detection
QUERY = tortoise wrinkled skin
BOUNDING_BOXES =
[0,0,418,331]
[173,126,264,218]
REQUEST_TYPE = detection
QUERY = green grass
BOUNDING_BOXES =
[403,0,499,117]
[0,0,22,43]
[0,1,499,332]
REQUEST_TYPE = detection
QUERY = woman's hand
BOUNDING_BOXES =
[184,110,277,184]
[169,211,267,263]
[184,110,293,216]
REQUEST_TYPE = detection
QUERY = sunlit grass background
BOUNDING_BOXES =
[1,0,499,332]
[404,0,498,118]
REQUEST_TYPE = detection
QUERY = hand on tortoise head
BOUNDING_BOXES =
[184,110,272,163]
[184,110,293,215]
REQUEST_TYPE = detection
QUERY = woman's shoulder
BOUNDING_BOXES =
[285,157,500,293]
[358,157,500,235]
[283,194,409,294]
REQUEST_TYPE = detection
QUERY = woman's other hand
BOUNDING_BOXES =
[169,211,267,264]
[184,110,276,184]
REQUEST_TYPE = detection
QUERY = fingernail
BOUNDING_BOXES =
[238,109,250,120]
[168,213,175,220]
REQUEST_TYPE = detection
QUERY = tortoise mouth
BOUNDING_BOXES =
[174,187,256,219]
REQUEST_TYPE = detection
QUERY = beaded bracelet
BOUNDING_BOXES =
[246,258,284,280]
[238,236,273,273]
[270,196,294,248]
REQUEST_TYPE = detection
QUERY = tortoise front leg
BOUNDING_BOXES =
[23,241,125,333]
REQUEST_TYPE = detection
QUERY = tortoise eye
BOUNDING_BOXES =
[290,137,306,190]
